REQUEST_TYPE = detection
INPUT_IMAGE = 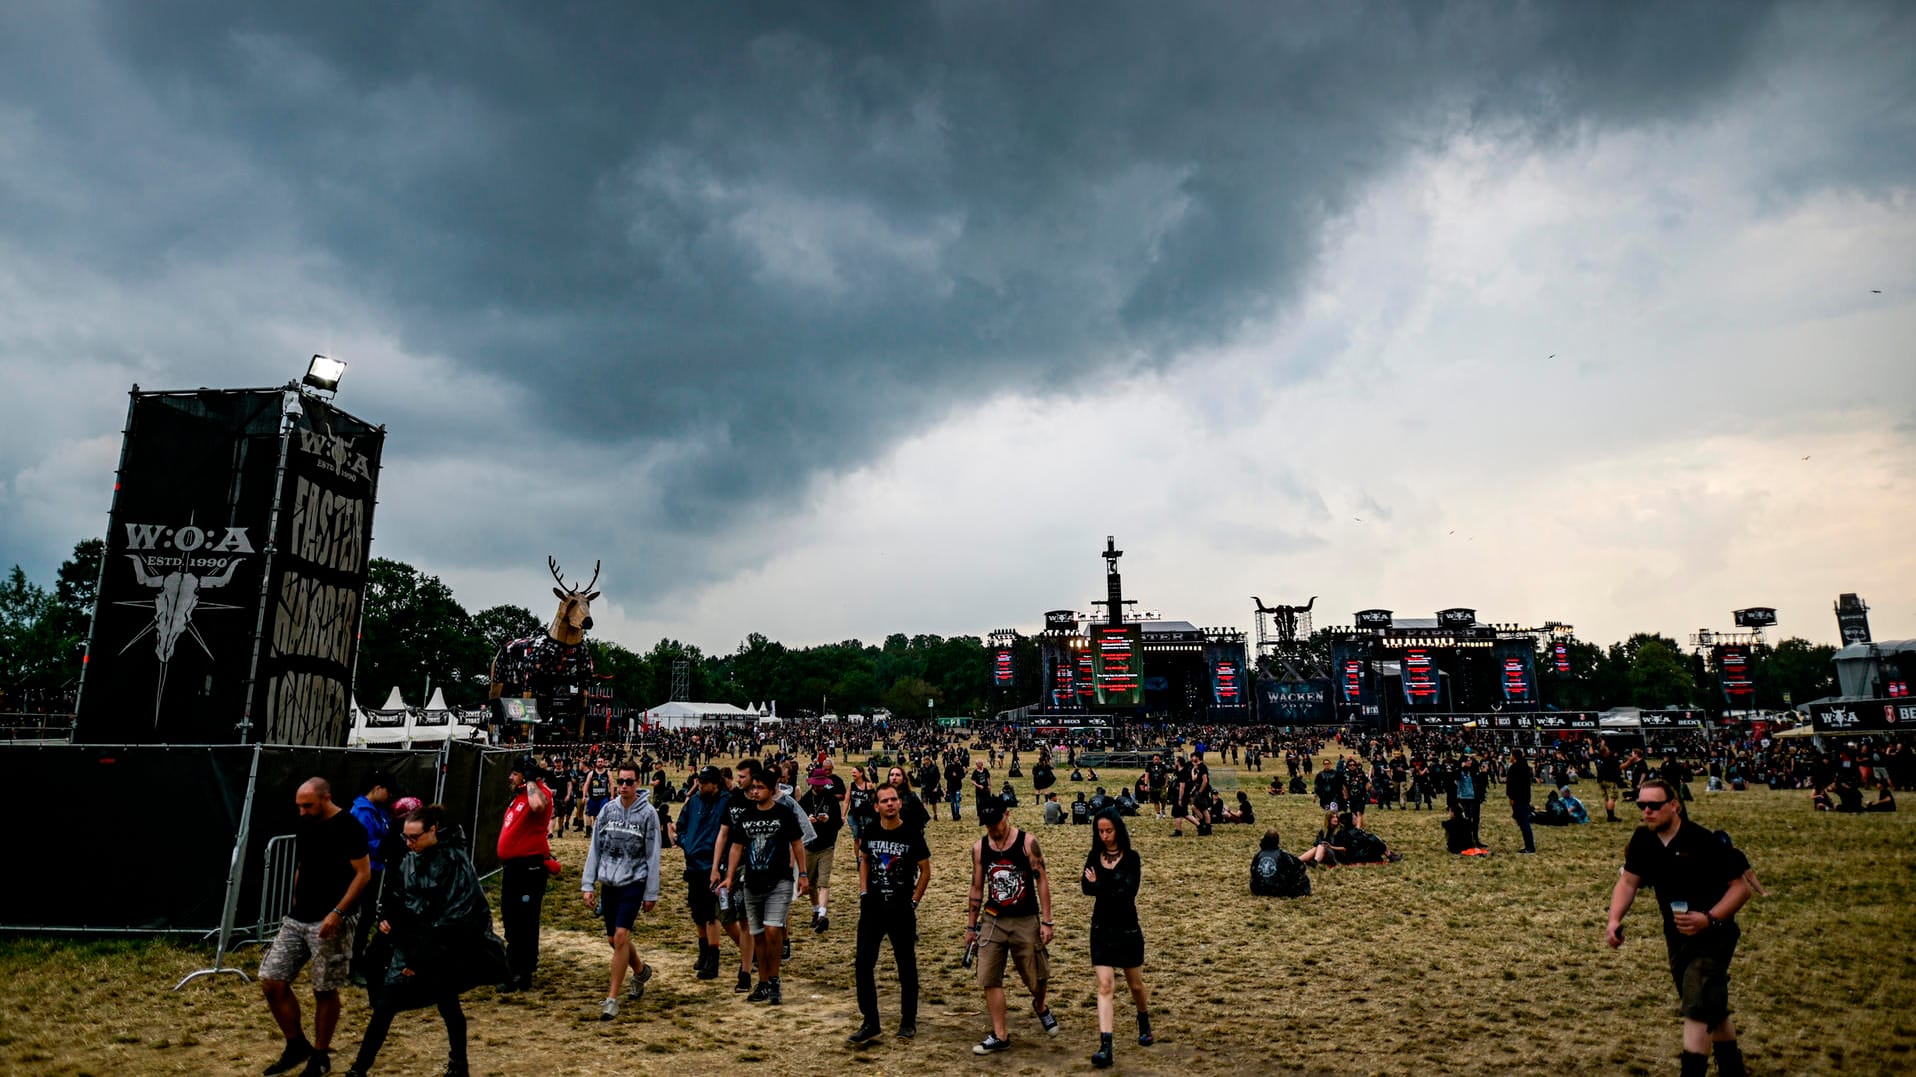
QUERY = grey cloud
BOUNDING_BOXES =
[9,0,1889,596]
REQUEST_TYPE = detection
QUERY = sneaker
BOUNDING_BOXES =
[441,1061,469,1077]
[264,1040,314,1076]
[814,912,829,934]
[628,961,653,1001]
[735,968,753,992]
[766,980,783,1006]
[974,1033,1012,1055]
[897,1022,917,1039]
[848,1022,884,1045]
[1037,1009,1060,1035]
[300,1051,332,1077]
[696,950,719,981]
[747,981,775,1003]
[1517,849,1537,855]
[600,997,620,1021]
[1137,1011,1155,1046]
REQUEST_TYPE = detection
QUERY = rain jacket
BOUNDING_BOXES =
[376,825,507,993]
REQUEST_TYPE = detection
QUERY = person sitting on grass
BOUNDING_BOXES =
[1560,788,1590,824]
[1221,791,1255,825]
[1043,792,1067,826]
[1868,778,1896,813]
[1329,811,1397,864]
[1249,829,1310,897]
[1297,809,1344,866]
[1442,805,1489,856]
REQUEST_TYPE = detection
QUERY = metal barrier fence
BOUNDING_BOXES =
[0,713,75,743]
[247,834,299,947]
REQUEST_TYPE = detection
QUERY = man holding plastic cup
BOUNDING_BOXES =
[1604,778,1753,1077]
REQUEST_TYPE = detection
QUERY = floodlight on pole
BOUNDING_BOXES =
[303,354,347,394]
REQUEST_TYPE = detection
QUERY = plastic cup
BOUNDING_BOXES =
[1670,901,1690,915]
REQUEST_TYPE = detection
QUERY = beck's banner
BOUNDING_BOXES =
[253,404,383,746]
[77,390,284,744]
[1810,698,1916,734]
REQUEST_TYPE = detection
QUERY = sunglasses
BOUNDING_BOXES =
[617,777,639,785]
[1637,799,1670,810]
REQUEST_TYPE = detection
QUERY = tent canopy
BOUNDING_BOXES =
[423,688,451,712]
[380,686,409,710]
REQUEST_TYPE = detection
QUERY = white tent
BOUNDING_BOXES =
[643,700,760,730]
[380,686,410,710]
[350,694,410,747]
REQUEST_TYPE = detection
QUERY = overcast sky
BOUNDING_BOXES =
[1,2,1911,657]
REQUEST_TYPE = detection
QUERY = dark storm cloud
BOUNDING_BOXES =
[9,0,1878,592]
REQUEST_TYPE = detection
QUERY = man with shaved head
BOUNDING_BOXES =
[259,777,371,1077]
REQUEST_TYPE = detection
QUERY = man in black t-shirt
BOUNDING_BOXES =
[257,778,371,1077]
[721,773,809,1005]
[970,761,993,822]
[847,784,933,1044]
[1605,779,1752,1077]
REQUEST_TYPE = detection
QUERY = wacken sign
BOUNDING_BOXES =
[1810,699,1915,734]
[77,386,382,747]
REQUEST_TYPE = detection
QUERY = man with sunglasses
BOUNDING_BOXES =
[582,763,661,1021]
[1605,778,1752,1077]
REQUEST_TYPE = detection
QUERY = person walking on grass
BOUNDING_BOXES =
[581,763,661,1021]
[261,778,372,1077]
[965,795,1060,1055]
[675,767,728,980]
[1507,748,1538,855]
[1081,809,1152,1068]
[847,784,932,1045]
[1605,778,1753,1077]
[721,771,810,1005]
[800,766,843,933]
[343,805,507,1077]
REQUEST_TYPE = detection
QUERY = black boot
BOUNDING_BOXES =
[1713,1041,1747,1077]
[1137,1010,1155,1046]
[1679,1050,1709,1077]
[1090,1032,1114,1068]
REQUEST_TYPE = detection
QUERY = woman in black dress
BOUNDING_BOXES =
[1081,808,1152,1068]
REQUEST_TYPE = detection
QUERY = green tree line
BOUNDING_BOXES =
[2,548,1840,716]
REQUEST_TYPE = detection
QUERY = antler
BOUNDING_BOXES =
[549,555,568,590]
[581,559,601,594]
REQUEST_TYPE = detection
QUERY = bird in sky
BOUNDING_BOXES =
[1353,516,1363,522]
[1872,289,1882,293]
[1802,455,1811,460]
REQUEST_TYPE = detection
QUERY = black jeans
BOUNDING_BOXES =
[353,983,465,1070]
[854,892,919,1025]
[499,857,548,984]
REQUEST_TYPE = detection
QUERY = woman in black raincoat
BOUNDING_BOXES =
[345,805,507,1077]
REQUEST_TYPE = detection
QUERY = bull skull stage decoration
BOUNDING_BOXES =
[116,553,246,726]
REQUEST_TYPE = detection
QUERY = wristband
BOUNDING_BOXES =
[1041,920,1054,927]
[331,907,347,918]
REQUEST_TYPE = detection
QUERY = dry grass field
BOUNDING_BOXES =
[4,751,1914,1076]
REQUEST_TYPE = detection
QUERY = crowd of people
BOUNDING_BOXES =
[249,717,1902,1075]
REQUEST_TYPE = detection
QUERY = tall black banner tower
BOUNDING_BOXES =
[75,384,383,746]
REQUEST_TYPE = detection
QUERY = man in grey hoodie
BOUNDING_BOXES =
[582,762,662,1021]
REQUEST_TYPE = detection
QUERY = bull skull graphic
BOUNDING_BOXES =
[115,553,245,726]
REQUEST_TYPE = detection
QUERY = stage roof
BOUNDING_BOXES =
[1143,620,1202,635]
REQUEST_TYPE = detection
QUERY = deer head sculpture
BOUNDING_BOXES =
[548,556,601,646]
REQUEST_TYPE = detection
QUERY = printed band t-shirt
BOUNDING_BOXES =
[736,802,802,894]
[859,821,931,897]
